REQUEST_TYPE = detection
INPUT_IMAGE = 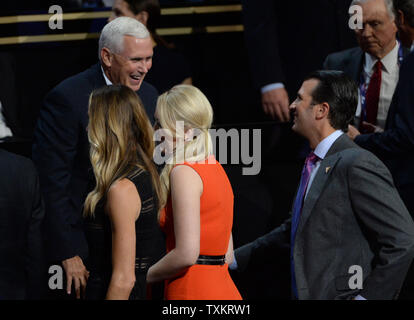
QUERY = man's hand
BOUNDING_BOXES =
[347,125,361,140]
[62,255,89,299]
[360,121,384,133]
[261,87,290,122]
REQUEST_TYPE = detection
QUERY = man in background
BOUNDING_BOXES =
[0,149,45,299]
[324,0,410,133]
[242,0,356,122]
[347,0,414,299]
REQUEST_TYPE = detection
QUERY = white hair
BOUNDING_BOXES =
[98,17,150,61]
[351,0,395,20]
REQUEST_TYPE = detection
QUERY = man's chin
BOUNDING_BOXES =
[117,76,143,91]
[125,81,142,92]
[362,45,381,58]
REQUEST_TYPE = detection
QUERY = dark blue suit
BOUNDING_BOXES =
[32,64,158,263]
[354,51,414,218]
[0,149,45,299]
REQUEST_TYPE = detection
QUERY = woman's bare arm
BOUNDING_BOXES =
[146,165,202,284]
[105,178,140,300]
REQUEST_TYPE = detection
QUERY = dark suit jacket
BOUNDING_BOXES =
[242,0,356,98]
[354,52,414,216]
[324,48,414,215]
[0,149,45,299]
[32,64,158,262]
[0,53,20,137]
[323,46,411,82]
[235,134,414,299]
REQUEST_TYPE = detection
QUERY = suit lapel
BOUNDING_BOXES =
[295,134,357,235]
[402,47,410,59]
[385,47,411,129]
[296,153,341,236]
[346,48,364,82]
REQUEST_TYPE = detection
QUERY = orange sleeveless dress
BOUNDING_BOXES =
[159,155,242,300]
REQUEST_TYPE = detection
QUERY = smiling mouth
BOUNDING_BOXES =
[131,74,141,81]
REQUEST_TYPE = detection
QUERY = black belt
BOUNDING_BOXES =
[196,255,226,265]
[135,256,151,271]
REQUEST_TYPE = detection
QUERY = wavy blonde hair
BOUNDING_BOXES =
[84,85,161,218]
[156,85,214,208]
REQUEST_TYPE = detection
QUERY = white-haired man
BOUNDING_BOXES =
[324,0,410,134]
[346,0,414,299]
[32,17,162,299]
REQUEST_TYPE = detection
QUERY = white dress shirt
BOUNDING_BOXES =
[355,41,400,129]
[0,100,13,140]
[261,82,285,94]
[101,66,112,85]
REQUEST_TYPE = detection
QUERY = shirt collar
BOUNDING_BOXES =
[101,66,112,85]
[411,42,414,52]
[314,130,344,160]
[364,40,399,74]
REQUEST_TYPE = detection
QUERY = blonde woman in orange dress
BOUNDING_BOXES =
[146,84,242,300]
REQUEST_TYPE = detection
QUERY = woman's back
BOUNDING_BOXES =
[85,168,165,300]
[160,156,242,300]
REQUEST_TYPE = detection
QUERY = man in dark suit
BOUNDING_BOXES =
[242,0,356,121]
[232,71,414,299]
[32,17,158,299]
[346,0,414,222]
[347,0,414,299]
[324,0,410,133]
[0,149,45,299]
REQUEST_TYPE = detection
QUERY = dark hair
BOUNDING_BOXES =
[123,0,173,48]
[304,70,358,131]
[393,0,414,27]
[124,0,160,33]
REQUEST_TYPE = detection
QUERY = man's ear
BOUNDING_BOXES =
[100,48,112,68]
[396,9,405,27]
[316,102,330,120]
[136,11,149,26]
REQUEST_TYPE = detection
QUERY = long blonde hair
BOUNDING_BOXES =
[84,85,161,217]
[156,85,214,208]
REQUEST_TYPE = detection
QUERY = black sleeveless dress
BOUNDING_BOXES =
[84,168,165,300]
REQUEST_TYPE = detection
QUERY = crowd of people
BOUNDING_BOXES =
[1,0,414,300]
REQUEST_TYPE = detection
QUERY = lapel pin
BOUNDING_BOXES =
[325,167,331,174]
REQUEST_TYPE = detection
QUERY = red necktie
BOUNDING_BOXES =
[361,61,382,132]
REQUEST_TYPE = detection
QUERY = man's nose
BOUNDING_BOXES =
[361,24,373,37]
[138,61,149,73]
